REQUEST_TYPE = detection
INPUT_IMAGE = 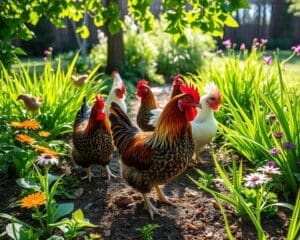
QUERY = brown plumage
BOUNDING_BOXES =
[136,80,157,131]
[17,94,43,112]
[109,83,201,219]
[72,96,115,182]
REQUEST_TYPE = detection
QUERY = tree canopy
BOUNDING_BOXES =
[0,0,250,68]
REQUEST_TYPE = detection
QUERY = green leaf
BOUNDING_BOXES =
[94,14,105,27]
[14,47,27,56]
[76,25,90,39]
[29,11,39,25]
[47,236,65,240]
[16,178,40,191]
[6,223,22,240]
[73,209,84,221]
[54,203,74,221]
[108,20,121,35]
[225,15,239,28]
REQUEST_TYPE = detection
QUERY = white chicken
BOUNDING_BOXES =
[192,82,222,163]
[105,71,127,117]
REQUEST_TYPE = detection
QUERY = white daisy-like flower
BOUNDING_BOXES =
[257,165,281,175]
[244,172,271,188]
[36,153,59,166]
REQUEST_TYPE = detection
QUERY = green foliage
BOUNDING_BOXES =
[0,54,107,138]
[136,223,159,240]
[286,189,300,240]
[194,46,299,197]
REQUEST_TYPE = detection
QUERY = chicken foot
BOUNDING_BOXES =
[105,165,116,181]
[142,194,160,220]
[154,185,177,206]
[81,167,98,182]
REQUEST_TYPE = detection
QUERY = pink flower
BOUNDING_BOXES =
[261,38,268,45]
[222,39,232,49]
[240,43,246,50]
[44,50,50,56]
[266,113,276,121]
[216,49,223,55]
[269,147,281,155]
[244,172,271,188]
[264,56,273,65]
[273,132,283,139]
[257,164,281,176]
[291,44,300,55]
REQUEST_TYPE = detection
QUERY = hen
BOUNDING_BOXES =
[148,75,185,126]
[136,80,158,131]
[72,95,115,182]
[105,71,127,117]
[17,94,43,112]
[109,83,201,219]
[192,82,222,163]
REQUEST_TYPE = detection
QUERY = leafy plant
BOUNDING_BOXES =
[136,223,159,240]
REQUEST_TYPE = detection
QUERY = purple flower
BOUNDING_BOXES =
[261,38,268,45]
[44,50,50,56]
[240,43,246,50]
[266,161,277,168]
[291,44,300,55]
[222,39,232,49]
[216,49,223,55]
[282,141,296,150]
[264,56,273,65]
[266,113,277,121]
[273,132,283,139]
[269,147,281,155]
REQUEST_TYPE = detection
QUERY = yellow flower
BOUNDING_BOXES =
[37,131,51,138]
[22,120,40,130]
[33,145,58,157]
[10,121,23,128]
[20,192,46,209]
[16,134,35,144]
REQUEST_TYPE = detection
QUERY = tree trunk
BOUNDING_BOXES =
[104,0,125,74]
[269,0,288,39]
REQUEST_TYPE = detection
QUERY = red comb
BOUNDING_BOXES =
[180,83,200,103]
[111,71,119,78]
[95,95,105,109]
[173,74,183,82]
[137,79,149,88]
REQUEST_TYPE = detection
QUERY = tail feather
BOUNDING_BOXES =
[109,102,138,153]
[74,97,90,128]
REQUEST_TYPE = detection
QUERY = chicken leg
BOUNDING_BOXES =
[81,167,96,182]
[154,185,177,206]
[105,165,116,181]
[142,194,160,220]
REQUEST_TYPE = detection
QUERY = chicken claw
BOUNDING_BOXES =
[105,165,116,181]
[154,185,177,206]
[81,167,98,182]
[142,194,160,220]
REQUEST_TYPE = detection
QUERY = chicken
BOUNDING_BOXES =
[148,75,185,127]
[192,82,222,163]
[72,95,115,182]
[17,94,43,112]
[136,80,158,131]
[109,83,201,219]
[105,71,127,117]
[71,74,88,87]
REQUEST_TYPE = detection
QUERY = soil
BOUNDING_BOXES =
[0,85,290,240]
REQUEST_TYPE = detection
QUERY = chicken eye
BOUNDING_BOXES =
[210,97,216,101]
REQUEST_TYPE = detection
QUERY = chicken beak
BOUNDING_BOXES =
[195,103,202,109]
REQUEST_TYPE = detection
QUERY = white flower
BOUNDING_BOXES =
[36,153,59,166]
[257,165,281,175]
[244,172,271,188]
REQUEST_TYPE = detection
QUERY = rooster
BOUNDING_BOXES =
[192,82,222,163]
[109,83,201,219]
[17,94,43,112]
[72,95,115,182]
[104,71,127,117]
[148,75,185,126]
[136,80,158,131]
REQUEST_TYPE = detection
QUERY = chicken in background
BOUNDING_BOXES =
[148,74,185,127]
[109,83,201,219]
[17,94,43,112]
[105,71,127,117]
[72,95,115,182]
[136,80,158,131]
[192,82,222,164]
[71,74,88,87]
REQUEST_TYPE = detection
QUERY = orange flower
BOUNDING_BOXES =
[20,192,46,209]
[22,120,40,130]
[37,131,51,137]
[33,145,58,156]
[16,134,35,144]
[10,121,23,128]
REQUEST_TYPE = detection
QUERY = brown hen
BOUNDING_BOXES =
[72,96,115,182]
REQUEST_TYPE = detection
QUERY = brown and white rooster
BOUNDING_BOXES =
[109,83,201,219]
[72,95,115,182]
